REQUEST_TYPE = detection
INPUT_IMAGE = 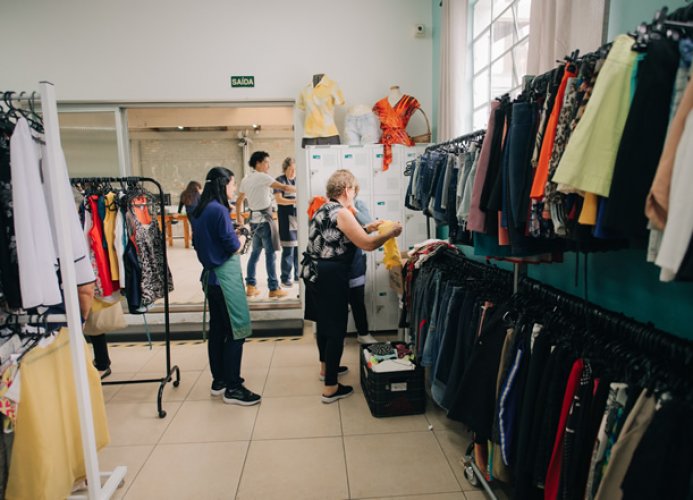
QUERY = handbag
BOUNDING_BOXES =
[83,299,127,335]
[410,108,432,144]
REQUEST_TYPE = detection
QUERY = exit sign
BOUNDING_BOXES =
[231,76,255,88]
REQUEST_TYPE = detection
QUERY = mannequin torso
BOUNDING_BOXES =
[387,85,403,107]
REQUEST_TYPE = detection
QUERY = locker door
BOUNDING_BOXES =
[404,208,429,251]
[306,147,341,198]
[371,260,400,332]
[372,195,404,262]
[346,252,375,334]
[340,147,373,203]
[373,145,402,196]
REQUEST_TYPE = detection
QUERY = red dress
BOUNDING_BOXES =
[373,95,420,171]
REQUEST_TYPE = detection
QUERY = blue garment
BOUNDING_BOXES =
[431,286,465,409]
[422,281,451,367]
[190,200,240,286]
[246,222,278,290]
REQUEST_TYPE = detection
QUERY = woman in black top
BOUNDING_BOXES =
[303,169,402,403]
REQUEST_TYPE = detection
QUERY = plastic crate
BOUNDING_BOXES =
[360,344,426,418]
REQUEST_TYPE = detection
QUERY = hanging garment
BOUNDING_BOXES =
[5,330,109,500]
[593,389,656,500]
[87,195,115,298]
[552,35,638,197]
[373,95,420,171]
[9,118,61,308]
[603,38,680,239]
[103,192,120,283]
[655,111,693,281]
[0,125,21,309]
[114,197,127,289]
[296,75,345,139]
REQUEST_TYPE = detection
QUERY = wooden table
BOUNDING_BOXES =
[159,213,190,248]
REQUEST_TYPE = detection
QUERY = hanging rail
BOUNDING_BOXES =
[70,175,180,419]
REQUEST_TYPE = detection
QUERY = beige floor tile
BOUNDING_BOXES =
[105,402,182,446]
[426,403,471,433]
[108,346,162,374]
[100,372,135,402]
[160,399,258,444]
[124,441,248,500]
[242,340,276,369]
[264,365,326,397]
[270,341,321,367]
[97,445,154,500]
[109,370,200,403]
[434,430,475,491]
[252,396,341,440]
[344,431,460,498]
[236,437,348,500]
[340,391,430,435]
[138,342,208,373]
[365,493,467,500]
[187,367,269,400]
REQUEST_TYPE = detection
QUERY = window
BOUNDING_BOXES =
[470,0,531,129]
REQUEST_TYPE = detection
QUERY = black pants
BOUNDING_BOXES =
[89,334,110,370]
[207,285,245,389]
[306,259,350,386]
[348,285,368,336]
[302,135,341,148]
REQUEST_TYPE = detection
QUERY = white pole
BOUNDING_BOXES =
[38,81,126,499]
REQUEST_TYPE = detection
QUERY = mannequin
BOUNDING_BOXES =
[387,85,404,107]
[372,86,422,170]
[297,73,345,147]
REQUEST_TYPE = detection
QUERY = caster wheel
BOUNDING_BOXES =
[158,410,167,418]
[464,465,479,487]
[173,380,180,387]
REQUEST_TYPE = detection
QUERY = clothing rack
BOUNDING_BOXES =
[420,129,487,238]
[70,176,181,419]
[17,82,128,500]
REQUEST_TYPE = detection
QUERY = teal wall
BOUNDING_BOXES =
[607,0,688,39]
[432,0,441,142]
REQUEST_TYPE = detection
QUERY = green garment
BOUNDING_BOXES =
[203,255,252,340]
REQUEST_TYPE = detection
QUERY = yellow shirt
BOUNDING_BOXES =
[297,75,345,138]
[378,221,403,270]
[103,192,119,281]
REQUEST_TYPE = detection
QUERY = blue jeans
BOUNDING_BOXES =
[246,222,278,290]
[280,246,299,283]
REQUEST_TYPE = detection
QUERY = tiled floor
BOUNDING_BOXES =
[97,330,510,500]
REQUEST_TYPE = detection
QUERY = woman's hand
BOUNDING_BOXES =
[389,222,403,238]
[364,220,384,233]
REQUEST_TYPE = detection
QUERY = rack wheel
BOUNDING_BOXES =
[158,410,167,418]
[464,464,480,487]
[173,380,180,387]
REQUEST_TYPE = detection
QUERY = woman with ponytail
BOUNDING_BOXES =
[190,167,261,406]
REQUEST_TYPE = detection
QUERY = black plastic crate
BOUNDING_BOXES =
[360,344,426,418]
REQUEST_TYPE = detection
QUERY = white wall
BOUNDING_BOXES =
[2,0,433,114]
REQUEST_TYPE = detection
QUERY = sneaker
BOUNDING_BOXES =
[319,366,349,381]
[99,367,112,380]
[269,288,288,298]
[321,383,354,404]
[246,285,260,297]
[281,281,293,288]
[223,386,262,406]
[210,380,226,397]
[357,334,378,344]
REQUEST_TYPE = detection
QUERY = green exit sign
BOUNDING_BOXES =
[231,76,255,88]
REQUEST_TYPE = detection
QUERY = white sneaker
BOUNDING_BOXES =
[357,334,378,344]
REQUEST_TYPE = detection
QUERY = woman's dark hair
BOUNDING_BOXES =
[249,151,269,168]
[191,167,234,219]
[180,180,202,206]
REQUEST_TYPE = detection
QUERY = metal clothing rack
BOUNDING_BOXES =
[70,176,181,418]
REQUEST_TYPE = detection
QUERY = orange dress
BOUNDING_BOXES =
[373,95,420,171]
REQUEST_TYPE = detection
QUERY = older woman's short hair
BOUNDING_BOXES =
[282,157,294,172]
[326,169,358,200]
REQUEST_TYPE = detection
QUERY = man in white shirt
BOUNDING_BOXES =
[236,151,296,298]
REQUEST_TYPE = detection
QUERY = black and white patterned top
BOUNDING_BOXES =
[306,201,353,260]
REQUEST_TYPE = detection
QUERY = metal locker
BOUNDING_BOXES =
[307,147,341,197]
[371,260,400,331]
[340,147,373,203]
[374,145,402,196]
[404,208,429,251]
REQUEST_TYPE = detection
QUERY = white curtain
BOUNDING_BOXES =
[527,0,608,76]
[438,0,470,141]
